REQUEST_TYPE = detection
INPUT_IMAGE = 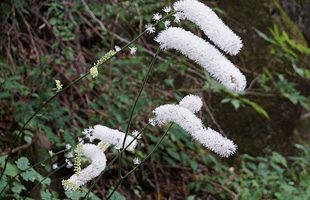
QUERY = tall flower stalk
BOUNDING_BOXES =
[2,0,250,199]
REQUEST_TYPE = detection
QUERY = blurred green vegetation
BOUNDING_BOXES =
[0,0,309,199]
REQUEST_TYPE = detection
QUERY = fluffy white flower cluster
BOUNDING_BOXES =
[173,0,243,55]
[155,27,246,92]
[155,0,246,93]
[150,95,237,157]
[63,125,138,190]
[64,144,107,190]
[83,125,137,151]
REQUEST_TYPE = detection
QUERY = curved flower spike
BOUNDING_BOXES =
[62,144,107,190]
[155,27,246,93]
[150,95,237,157]
[173,0,243,55]
[83,125,137,151]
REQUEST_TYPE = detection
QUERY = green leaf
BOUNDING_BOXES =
[40,189,52,200]
[188,160,198,171]
[65,188,100,200]
[0,156,18,177]
[240,98,270,119]
[15,157,30,171]
[21,169,40,182]
[106,189,126,200]
[167,148,181,161]
[187,195,196,200]
[0,175,8,194]
[11,182,26,195]
[271,152,288,168]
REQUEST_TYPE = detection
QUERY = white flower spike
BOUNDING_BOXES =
[83,125,137,151]
[155,27,246,93]
[173,0,243,55]
[62,144,107,190]
[150,95,237,157]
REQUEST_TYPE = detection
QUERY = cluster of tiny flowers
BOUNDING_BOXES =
[73,144,82,174]
[150,95,237,157]
[93,50,116,68]
[173,0,243,55]
[62,125,138,190]
[155,28,246,92]
[62,144,107,191]
[89,66,98,78]
[90,50,116,78]
[83,125,137,151]
[154,0,246,93]
[55,80,63,91]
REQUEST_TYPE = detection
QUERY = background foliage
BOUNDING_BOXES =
[0,0,309,199]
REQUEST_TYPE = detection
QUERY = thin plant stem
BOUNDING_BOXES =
[28,162,67,196]
[82,123,150,199]
[118,47,161,178]
[0,11,176,181]
[107,123,174,199]
[0,149,68,196]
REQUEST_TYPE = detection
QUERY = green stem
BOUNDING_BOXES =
[82,123,150,199]
[0,149,68,196]
[28,162,67,195]
[107,123,173,199]
[0,10,175,181]
[118,47,161,178]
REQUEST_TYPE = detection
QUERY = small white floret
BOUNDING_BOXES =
[145,24,156,34]
[153,13,162,21]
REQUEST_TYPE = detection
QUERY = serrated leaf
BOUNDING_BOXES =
[106,188,126,200]
[21,169,40,182]
[0,156,18,177]
[40,189,52,200]
[15,157,30,171]
[11,182,26,194]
